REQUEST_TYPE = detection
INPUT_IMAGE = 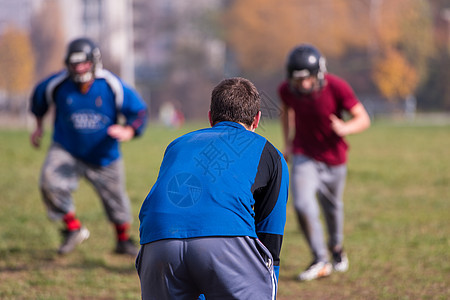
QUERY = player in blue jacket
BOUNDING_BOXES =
[136,77,289,299]
[30,37,148,256]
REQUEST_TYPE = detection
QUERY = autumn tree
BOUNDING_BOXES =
[370,0,434,101]
[373,49,419,99]
[223,0,371,77]
[0,26,35,113]
[223,0,434,105]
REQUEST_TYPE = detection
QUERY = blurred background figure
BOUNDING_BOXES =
[159,101,184,129]
[278,44,370,281]
[29,37,148,256]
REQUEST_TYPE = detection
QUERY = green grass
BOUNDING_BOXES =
[0,120,449,299]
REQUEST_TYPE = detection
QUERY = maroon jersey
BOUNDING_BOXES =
[278,73,359,165]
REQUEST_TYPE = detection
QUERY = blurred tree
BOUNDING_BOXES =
[0,27,35,93]
[416,0,450,111]
[223,0,371,77]
[417,48,450,110]
[372,48,418,99]
[30,0,65,81]
[0,26,35,113]
[371,0,434,100]
[223,0,300,76]
[223,0,434,106]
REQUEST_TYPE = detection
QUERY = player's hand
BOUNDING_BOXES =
[107,124,135,142]
[30,128,43,148]
[330,114,348,137]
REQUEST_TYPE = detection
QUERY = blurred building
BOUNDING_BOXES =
[0,0,134,84]
[0,0,42,33]
[58,0,135,84]
[132,0,225,75]
[131,0,227,119]
[0,0,228,119]
[0,0,225,78]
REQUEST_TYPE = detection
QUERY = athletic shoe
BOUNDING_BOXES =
[115,238,139,256]
[298,261,332,281]
[58,227,90,255]
[332,249,349,272]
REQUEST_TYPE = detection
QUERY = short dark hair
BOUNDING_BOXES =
[210,77,260,127]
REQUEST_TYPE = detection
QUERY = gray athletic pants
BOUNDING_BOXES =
[39,143,132,225]
[136,236,277,300]
[291,154,347,263]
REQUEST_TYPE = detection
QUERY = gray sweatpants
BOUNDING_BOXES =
[39,143,132,225]
[291,154,347,263]
[136,236,277,300]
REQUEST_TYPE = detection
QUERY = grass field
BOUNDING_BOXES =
[0,119,449,299]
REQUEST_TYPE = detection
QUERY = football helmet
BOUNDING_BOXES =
[64,37,102,83]
[286,44,326,80]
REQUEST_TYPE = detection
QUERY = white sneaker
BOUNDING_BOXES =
[298,261,332,281]
[332,250,349,273]
[58,227,90,255]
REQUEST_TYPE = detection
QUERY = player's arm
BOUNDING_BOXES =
[330,102,371,137]
[253,142,289,281]
[280,102,294,161]
[112,84,148,139]
[30,117,44,148]
[29,80,51,148]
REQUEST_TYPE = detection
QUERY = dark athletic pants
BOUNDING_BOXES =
[136,236,277,300]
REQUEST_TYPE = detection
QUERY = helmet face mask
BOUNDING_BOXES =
[290,76,318,94]
[64,38,102,83]
[67,61,95,83]
[286,44,326,94]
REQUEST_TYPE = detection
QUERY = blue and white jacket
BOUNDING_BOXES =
[30,69,148,166]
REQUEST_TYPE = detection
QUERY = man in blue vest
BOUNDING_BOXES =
[30,37,148,256]
[136,77,289,299]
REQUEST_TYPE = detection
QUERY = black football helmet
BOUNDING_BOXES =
[64,37,102,83]
[286,44,326,80]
